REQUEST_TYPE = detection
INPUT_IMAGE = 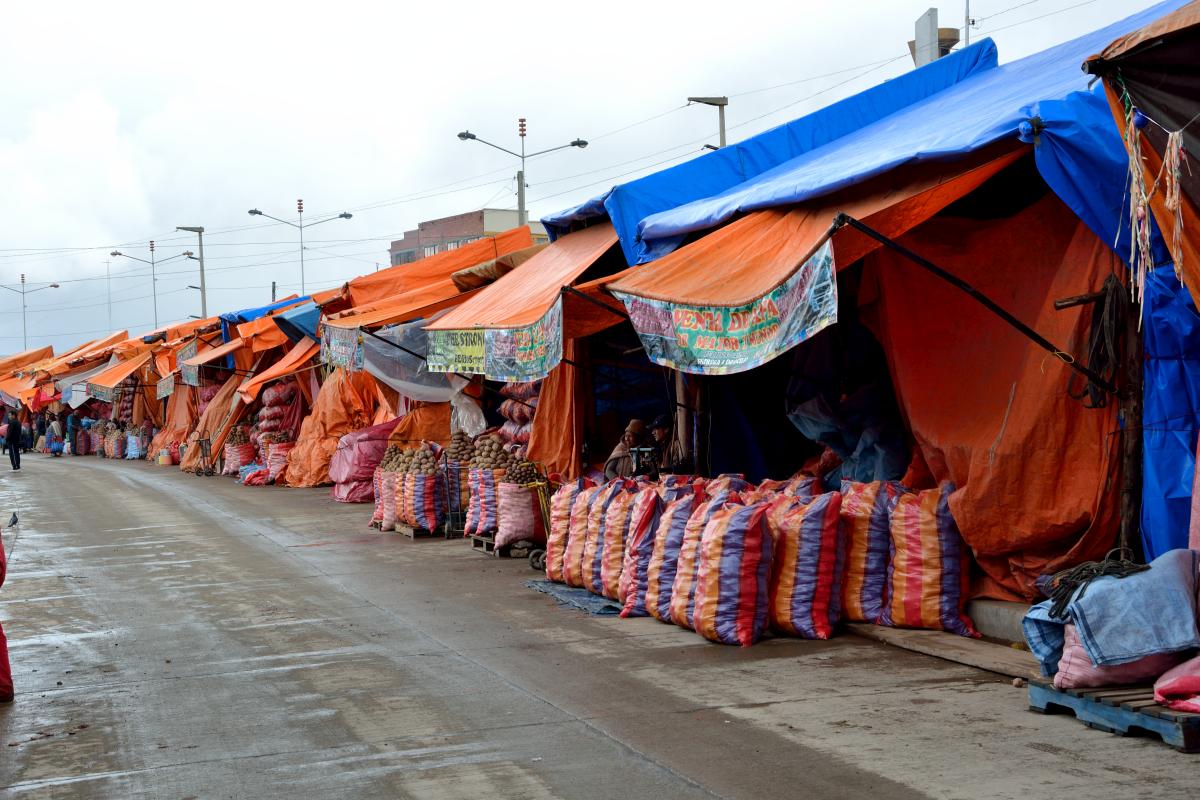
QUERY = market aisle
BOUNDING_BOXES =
[0,457,1191,799]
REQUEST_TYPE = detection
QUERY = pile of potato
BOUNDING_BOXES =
[445,431,475,463]
[470,434,513,470]
[379,445,405,471]
[227,425,250,446]
[405,444,439,476]
[505,460,540,485]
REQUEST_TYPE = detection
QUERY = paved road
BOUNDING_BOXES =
[0,456,1190,798]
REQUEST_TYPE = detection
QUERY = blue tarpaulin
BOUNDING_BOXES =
[274,302,320,344]
[219,296,311,343]
[542,39,996,265]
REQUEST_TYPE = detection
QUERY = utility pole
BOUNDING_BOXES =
[688,97,729,150]
[964,1,971,47]
[297,199,305,294]
[271,281,277,302]
[2,274,60,350]
[176,226,208,318]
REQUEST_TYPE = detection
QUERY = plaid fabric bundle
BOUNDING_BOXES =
[840,481,906,623]
[693,502,775,647]
[545,479,596,583]
[618,488,666,615]
[881,483,977,637]
[767,492,844,639]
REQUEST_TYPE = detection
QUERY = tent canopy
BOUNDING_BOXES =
[219,295,305,342]
[237,337,319,404]
[345,226,533,307]
[87,350,153,391]
[325,283,481,331]
[183,337,245,367]
[0,346,55,376]
[541,41,997,265]
[274,302,321,343]
[635,1,1185,263]
[427,223,618,331]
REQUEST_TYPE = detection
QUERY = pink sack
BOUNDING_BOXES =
[495,483,537,548]
[1054,624,1184,690]
[1154,654,1200,712]
[380,472,398,532]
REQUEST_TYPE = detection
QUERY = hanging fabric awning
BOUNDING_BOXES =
[237,337,319,404]
[608,149,1024,374]
[86,350,154,401]
[55,357,117,407]
[0,346,54,376]
[182,337,244,367]
[423,223,619,382]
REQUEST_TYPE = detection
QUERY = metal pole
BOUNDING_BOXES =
[517,169,527,227]
[196,230,208,318]
[964,1,970,47]
[149,240,159,328]
[297,198,305,295]
[718,105,727,148]
[271,281,277,302]
[20,274,26,350]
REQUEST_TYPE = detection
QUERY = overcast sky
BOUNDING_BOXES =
[0,0,1166,352]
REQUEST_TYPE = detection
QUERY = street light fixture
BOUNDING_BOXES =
[246,201,353,295]
[176,226,209,319]
[111,242,193,329]
[687,96,729,149]
[0,274,61,350]
[455,119,588,226]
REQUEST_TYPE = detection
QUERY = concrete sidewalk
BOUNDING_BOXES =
[0,456,1190,798]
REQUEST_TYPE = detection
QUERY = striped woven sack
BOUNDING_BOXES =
[443,460,471,513]
[593,483,640,599]
[568,480,627,589]
[545,479,596,583]
[403,473,443,531]
[464,468,506,536]
[644,493,701,623]
[881,483,978,637]
[380,471,399,532]
[704,474,752,496]
[559,484,603,585]
[371,467,384,524]
[693,502,775,647]
[669,492,741,630]
[767,492,844,639]
[840,480,905,623]
[618,488,666,614]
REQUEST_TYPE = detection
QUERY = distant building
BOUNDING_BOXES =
[387,209,548,266]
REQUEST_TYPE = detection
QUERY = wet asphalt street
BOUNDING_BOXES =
[0,455,1193,799]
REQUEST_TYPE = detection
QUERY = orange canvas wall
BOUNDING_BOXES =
[284,368,379,487]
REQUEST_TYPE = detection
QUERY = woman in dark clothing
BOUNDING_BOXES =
[6,410,20,470]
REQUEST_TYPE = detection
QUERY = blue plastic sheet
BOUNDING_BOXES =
[542,40,996,265]
[274,302,320,344]
[219,296,311,343]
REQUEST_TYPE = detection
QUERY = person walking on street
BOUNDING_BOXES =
[6,410,20,471]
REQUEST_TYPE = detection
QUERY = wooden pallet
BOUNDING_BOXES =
[1028,678,1200,752]
[397,523,442,539]
[469,533,532,559]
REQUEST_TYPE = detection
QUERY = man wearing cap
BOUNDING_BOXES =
[650,414,689,475]
[604,419,647,480]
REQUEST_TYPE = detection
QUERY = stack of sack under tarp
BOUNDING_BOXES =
[329,417,400,503]
[222,425,256,477]
[1023,549,1200,711]
[496,381,539,457]
[103,424,126,459]
[116,381,135,424]
[545,473,977,647]
[197,383,220,418]
[125,422,151,460]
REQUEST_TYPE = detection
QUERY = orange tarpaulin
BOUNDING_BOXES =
[324,285,484,331]
[527,338,584,478]
[147,385,197,459]
[387,402,452,448]
[183,338,244,367]
[0,346,54,376]
[861,190,1120,601]
[236,315,291,352]
[87,350,153,391]
[284,368,379,487]
[427,223,618,332]
[346,226,533,307]
[237,337,319,404]
[609,149,1024,307]
[180,373,247,473]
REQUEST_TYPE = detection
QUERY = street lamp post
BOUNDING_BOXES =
[0,274,60,350]
[176,227,208,318]
[247,201,352,295]
[110,244,193,329]
[456,120,588,227]
[688,96,728,150]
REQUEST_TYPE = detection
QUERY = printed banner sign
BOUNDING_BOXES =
[179,340,200,387]
[87,382,116,403]
[612,239,838,375]
[156,375,175,400]
[321,325,364,371]
[427,298,563,383]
